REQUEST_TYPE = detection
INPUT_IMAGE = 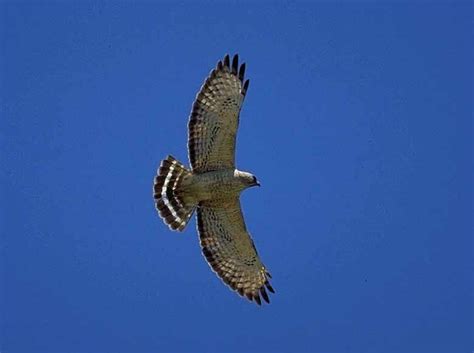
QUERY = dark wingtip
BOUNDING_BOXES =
[260,287,270,303]
[217,60,223,70]
[231,54,238,74]
[254,295,262,305]
[223,54,230,68]
[238,63,246,82]
[242,79,249,95]
[265,281,275,293]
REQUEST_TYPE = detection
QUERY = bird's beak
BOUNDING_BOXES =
[255,182,261,187]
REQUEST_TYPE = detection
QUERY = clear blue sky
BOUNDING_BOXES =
[1,2,472,353]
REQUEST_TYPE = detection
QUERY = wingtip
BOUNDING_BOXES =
[223,54,230,68]
[246,292,253,302]
[238,63,246,82]
[260,287,270,303]
[265,280,275,293]
[242,79,250,95]
[231,54,239,74]
[254,295,262,306]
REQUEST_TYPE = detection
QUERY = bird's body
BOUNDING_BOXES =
[153,54,274,305]
[180,169,252,202]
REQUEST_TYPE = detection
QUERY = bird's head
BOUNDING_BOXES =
[235,170,260,189]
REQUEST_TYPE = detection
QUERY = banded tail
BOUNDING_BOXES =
[153,155,196,231]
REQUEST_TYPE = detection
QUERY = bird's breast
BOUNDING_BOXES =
[188,170,241,201]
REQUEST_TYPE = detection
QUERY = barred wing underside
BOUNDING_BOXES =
[197,198,274,305]
[188,54,249,173]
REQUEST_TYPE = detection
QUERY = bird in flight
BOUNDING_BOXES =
[153,54,274,305]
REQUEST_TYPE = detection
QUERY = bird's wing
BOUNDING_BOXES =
[188,54,249,173]
[197,197,274,305]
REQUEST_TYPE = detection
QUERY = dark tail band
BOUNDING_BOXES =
[153,155,195,231]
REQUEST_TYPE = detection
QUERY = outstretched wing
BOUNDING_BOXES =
[188,54,249,173]
[197,197,274,305]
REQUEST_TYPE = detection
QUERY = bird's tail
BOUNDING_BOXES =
[153,155,196,231]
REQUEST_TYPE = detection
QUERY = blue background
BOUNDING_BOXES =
[1,2,472,353]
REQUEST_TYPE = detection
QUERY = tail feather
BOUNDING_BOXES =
[153,155,195,231]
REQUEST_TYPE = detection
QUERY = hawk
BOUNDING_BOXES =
[153,54,274,305]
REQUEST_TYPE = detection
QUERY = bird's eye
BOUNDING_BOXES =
[252,176,257,183]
